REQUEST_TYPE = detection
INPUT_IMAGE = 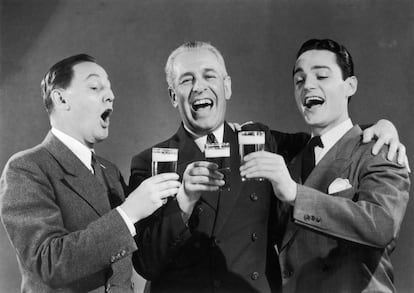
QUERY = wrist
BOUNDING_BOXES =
[176,185,197,216]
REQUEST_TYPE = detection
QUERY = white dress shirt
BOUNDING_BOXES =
[314,119,353,165]
[51,128,136,236]
[190,124,225,152]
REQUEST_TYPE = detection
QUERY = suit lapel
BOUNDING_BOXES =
[281,125,363,251]
[43,132,111,216]
[97,157,125,207]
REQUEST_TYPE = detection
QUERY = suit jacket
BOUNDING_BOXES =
[0,132,138,293]
[129,122,309,293]
[278,125,410,293]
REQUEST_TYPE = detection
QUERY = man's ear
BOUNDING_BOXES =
[224,76,232,100]
[168,87,178,108]
[51,89,70,110]
[345,76,358,98]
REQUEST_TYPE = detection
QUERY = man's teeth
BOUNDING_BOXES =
[192,98,213,110]
[304,96,324,108]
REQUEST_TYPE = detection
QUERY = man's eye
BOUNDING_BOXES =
[206,75,216,80]
[295,78,304,85]
[180,78,192,84]
[317,75,328,80]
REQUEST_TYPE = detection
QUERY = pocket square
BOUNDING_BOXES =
[328,178,352,194]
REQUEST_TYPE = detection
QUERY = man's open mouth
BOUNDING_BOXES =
[192,98,213,111]
[101,109,113,123]
[303,96,325,109]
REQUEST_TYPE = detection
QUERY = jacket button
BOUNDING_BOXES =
[304,214,310,221]
[120,249,126,257]
[311,215,315,221]
[251,271,260,280]
[213,280,221,288]
[316,217,321,223]
[250,193,259,201]
[110,256,116,263]
[197,206,204,213]
[282,269,293,279]
[251,232,258,241]
[211,237,220,247]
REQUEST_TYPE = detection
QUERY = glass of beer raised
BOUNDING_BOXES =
[238,131,265,181]
[151,148,178,176]
[205,142,231,190]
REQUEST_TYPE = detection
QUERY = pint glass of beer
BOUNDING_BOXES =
[151,148,178,176]
[205,142,231,190]
[238,131,265,181]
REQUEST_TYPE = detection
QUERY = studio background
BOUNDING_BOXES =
[1,0,413,292]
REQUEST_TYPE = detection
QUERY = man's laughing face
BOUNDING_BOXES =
[293,49,357,135]
[169,48,231,136]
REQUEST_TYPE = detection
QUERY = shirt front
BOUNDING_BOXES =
[314,119,353,165]
[51,128,94,172]
[185,123,225,152]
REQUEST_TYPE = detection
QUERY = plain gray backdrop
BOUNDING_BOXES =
[1,0,413,292]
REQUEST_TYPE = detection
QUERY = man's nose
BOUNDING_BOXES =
[103,89,115,103]
[192,78,207,93]
[303,77,316,90]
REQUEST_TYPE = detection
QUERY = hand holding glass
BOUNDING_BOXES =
[238,131,265,181]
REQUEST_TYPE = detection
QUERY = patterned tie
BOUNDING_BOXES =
[91,152,106,187]
[207,133,218,144]
[301,136,323,182]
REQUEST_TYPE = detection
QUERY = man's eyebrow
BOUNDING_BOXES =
[311,65,331,71]
[84,73,109,80]
[293,65,331,76]
[293,67,303,75]
[84,73,111,87]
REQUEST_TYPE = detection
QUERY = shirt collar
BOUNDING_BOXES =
[313,119,353,164]
[183,124,224,152]
[51,127,94,172]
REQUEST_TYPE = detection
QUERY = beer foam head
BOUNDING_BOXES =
[152,148,178,162]
[238,132,265,144]
[205,146,230,158]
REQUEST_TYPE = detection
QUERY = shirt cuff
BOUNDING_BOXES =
[116,206,137,237]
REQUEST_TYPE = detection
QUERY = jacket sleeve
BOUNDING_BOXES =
[292,147,410,248]
[129,150,192,280]
[0,155,137,288]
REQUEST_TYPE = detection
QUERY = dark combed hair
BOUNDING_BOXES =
[296,39,354,80]
[41,53,96,113]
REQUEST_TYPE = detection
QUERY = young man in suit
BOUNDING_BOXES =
[241,39,410,292]
[0,54,181,293]
[129,41,406,293]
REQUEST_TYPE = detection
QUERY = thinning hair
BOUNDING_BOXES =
[165,41,228,88]
[41,54,96,114]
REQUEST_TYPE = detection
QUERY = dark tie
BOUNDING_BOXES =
[207,133,218,144]
[301,136,323,182]
[91,152,106,187]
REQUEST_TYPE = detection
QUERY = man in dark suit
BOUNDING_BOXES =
[129,41,406,293]
[0,54,181,292]
[241,39,410,293]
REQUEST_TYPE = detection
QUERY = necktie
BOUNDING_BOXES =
[207,133,218,144]
[91,152,106,187]
[301,136,323,182]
